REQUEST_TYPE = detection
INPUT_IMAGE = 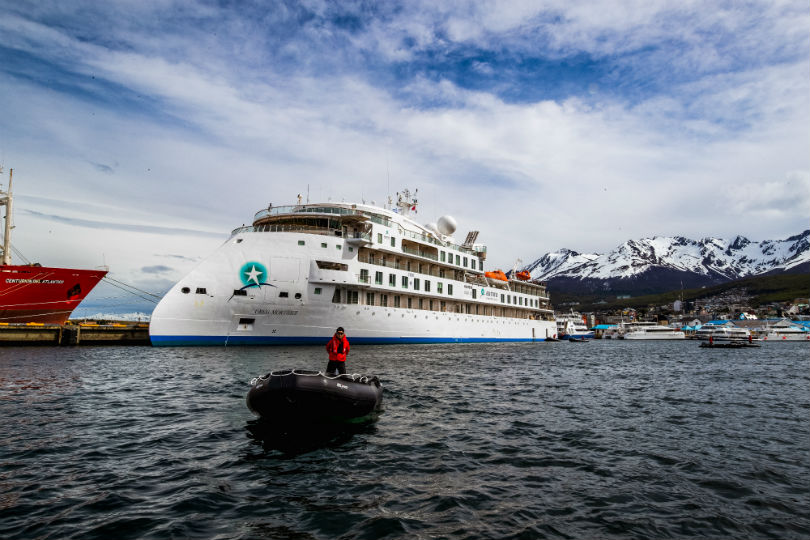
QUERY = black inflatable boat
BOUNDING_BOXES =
[246,369,383,422]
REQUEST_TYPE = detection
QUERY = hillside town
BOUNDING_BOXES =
[572,289,810,338]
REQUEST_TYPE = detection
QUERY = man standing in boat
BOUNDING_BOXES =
[325,327,350,375]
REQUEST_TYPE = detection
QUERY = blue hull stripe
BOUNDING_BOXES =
[150,335,553,346]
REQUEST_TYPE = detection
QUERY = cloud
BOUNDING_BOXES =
[0,1,807,316]
[141,265,173,274]
[20,209,227,238]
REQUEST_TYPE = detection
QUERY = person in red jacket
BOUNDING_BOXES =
[325,327,350,375]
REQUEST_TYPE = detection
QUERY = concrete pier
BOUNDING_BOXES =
[0,321,150,345]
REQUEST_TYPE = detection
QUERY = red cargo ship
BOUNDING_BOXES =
[1,169,107,325]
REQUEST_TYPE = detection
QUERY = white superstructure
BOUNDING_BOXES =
[555,310,593,339]
[622,322,685,340]
[695,322,751,342]
[755,319,810,341]
[150,191,557,345]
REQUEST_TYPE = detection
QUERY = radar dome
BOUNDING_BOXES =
[425,222,439,235]
[437,215,457,235]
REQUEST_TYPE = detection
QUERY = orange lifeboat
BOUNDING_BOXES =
[516,270,531,281]
[485,270,508,281]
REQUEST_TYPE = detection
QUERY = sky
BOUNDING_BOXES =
[0,0,808,317]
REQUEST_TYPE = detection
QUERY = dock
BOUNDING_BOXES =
[0,321,150,345]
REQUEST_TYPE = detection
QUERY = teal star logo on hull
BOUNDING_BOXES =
[239,261,268,288]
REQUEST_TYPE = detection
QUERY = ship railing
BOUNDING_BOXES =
[399,228,485,258]
[253,205,394,228]
[230,223,342,237]
[402,246,439,261]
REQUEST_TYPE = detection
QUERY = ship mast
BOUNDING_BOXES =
[0,168,12,265]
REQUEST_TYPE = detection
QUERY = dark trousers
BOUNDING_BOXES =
[326,360,346,375]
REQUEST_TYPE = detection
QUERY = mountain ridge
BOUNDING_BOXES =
[524,230,810,297]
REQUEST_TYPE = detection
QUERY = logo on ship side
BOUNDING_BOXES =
[239,261,269,288]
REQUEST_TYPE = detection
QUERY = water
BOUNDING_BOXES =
[1,341,808,539]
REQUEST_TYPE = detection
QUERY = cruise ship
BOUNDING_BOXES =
[149,191,557,345]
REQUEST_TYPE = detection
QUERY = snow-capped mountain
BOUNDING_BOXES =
[525,230,809,296]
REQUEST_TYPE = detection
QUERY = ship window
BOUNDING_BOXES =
[389,274,396,286]
[314,287,322,295]
[440,251,446,262]
[390,237,395,247]
[366,292,375,305]
[196,288,207,294]
[347,290,359,304]
[238,318,255,324]
[332,289,341,303]
[463,257,468,267]
[455,254,460,265]
[394,295,401,308]
[413,278,420,290]
[375,271,383,285]
[501,294,505,302]
[233,289,247,296]
[377,233,383,243]
[295,293,302,299]
[424,280,431,292]
[336,245,342,250]
[437,282,443,293]
[360,269,369,283]
[298,240,305,245]
[407,297,412,308]
[321,242,327,248]
[236,238,243,243]
[181,287,190,294]
[448,284,453,295]
[279,292,289,298]
[418,298,424,309]
[401,276,408,289]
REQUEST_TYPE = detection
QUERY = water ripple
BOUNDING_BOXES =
[0,341,808,539]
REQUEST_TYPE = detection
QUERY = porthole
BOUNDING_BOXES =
[294,293,302,299]
[181,287,190,294]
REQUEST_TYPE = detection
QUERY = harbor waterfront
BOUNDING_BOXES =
[1,341,808,539]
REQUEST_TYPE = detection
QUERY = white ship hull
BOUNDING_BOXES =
[760,331,810,341]
[150,199,557,346]
[622,330,685,340]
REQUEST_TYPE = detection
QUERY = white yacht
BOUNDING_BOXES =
[555,310,594,339]
[622,322,685,340]
[695,322,751,342]
[756,320,810,341]
[150,190,557,345]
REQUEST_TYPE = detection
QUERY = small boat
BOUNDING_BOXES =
[700,341,760,348]
[246,369,383,422]
[568,337,589,342]
[515,270,531,281]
